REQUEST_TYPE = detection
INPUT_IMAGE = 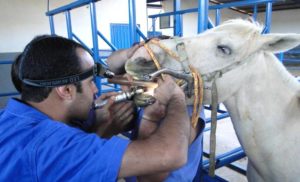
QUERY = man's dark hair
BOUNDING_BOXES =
[11,53,23,93]
[17,35,90,102]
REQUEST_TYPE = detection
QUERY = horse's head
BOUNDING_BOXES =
[125,19,300,104]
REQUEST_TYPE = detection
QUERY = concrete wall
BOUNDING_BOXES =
[0,0,147,53]
[259,9,300,33]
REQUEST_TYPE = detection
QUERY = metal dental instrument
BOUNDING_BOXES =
[108,76,158,88]
[93,89,144,109]
[142,68,193,82]
[143,68,194,97]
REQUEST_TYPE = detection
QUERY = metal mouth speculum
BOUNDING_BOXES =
[142,68,194,98]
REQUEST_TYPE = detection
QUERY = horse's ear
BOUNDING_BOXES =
[259,34,300,53]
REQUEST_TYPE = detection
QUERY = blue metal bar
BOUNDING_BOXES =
[49,16,55,35]
[215,9,221,26]
[282,59,300,64]
[148,0,276,18]
[278,52,284,63]
[287,50,300,54]
[262,2,273,34]
[174,0,182,36]
[203,147,246,170]
[227,163,247,175]
[204,105,227,114]
[198,0,209,33]
[205,113,230,124]
[128,0,138,45]
[100,88,121,93]
[0,92,19,97]
[149,8,197,18]
[208,18,215,29]
[136,26,147,41]
[46,0,97,16]
[65,11,73,39]
[209,0,276,10]
[89,2,102,93]
[97,31,117,51]
[152,18,156,33]
[215,150,246,170]
[72,33,92,53]
[253,4,258,21]
[89,2,99,62]
[0,61,13,64]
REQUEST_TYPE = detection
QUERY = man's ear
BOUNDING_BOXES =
[55,85,75,100]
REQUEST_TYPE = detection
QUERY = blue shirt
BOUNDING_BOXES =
[126,106,205,182]
[164,105,205,182]
[0,99,130,181]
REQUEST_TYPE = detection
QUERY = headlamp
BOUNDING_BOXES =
[21,63,115,87]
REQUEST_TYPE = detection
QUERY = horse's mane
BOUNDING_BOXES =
[220,18,263,34]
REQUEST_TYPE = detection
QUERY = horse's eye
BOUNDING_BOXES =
[217,45,231,55]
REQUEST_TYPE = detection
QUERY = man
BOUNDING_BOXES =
[0,35,190,181]
[107,39,206,182]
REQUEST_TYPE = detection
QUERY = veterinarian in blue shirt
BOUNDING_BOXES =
[0,35,191,181]
[107,41,206,182]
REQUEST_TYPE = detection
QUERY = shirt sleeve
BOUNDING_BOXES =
[34,125,130,182]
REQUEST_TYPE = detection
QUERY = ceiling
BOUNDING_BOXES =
[147,0,300,13]
[210,0,300,13]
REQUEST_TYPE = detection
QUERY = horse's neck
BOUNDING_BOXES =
[223,52,300,168]
[228,53,297,107]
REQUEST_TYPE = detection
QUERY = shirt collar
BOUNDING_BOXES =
[5,98,52,121]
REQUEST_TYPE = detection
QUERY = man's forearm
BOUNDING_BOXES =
[138,119,158,139]
[151,95,191,168]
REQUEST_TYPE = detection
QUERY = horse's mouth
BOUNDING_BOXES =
[125,57,157,80]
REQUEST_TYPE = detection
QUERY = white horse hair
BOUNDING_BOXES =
[125,19,300,182]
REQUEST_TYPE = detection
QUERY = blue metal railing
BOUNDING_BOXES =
[46,0,148,95]
[148,0,279,36]
[0,54,21,105]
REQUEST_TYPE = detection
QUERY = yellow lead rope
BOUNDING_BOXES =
[189,66,203,128]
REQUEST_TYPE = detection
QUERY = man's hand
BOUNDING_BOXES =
[154,75,185,106]
[107,43,143,75]
[92,92,136,138]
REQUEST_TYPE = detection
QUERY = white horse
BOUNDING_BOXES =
[125,19,300,182]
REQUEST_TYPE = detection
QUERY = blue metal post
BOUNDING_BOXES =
[49,16,55,35]
[128,0,138,46]
[198,0,209,33]
[97,31,118,51]
[279,52,284,63]
[152,18,156,33]
[173,0,182,36]
[215,9,221,26]
[253,4,258,21]
[136,26,147,41]
[46,0,96,16]
[90,2,100,61]
[89,2,101,93]
[263,2,273,34]
[65,11,73,39]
